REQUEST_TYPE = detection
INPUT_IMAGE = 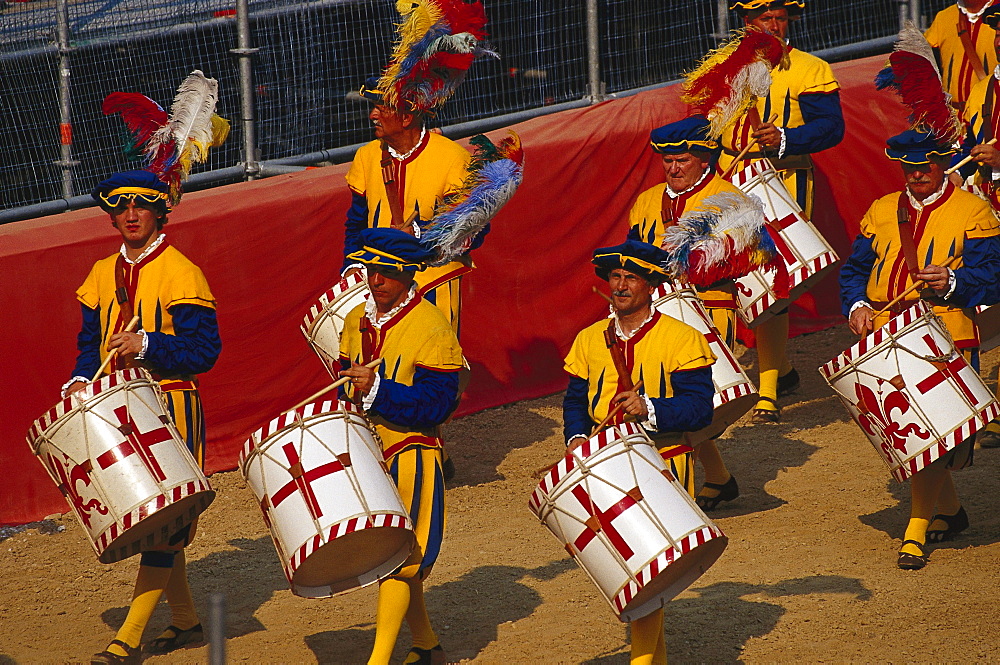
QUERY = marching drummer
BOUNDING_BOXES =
[722,0,845,424]
[839,129,1000,570]
[627,116,748,511]
[338,227,464,665]
[563,239,716,665]
[65,169,221,662]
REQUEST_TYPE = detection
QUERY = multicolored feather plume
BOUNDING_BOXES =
[103,70,230,203]
[420,131,523,266]
[681,28,789,138]
[874,23,963,145]
[378,0,494,113]
[661,192,787,295]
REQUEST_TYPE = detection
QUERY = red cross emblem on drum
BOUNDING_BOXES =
[569,485,642,559]
[270,443,348,521]
[96,406,174,482]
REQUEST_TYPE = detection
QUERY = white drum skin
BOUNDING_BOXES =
[820,302,1000,482]
[652,282,757,443]
[729,159,839,327]
[529,423,727,622]
[241,399,414,599]
[27,369,215,563]
[301,271,371,379]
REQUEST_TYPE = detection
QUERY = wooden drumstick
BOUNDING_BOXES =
[590,380,644,436]
[284,358,383,415]
[90,315,141,382]
[722,113,779,181]
[944,138,997,175]
[873,255,959,317]
[592,286,612,303]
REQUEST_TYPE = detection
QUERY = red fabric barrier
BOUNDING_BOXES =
[1,55,906,524]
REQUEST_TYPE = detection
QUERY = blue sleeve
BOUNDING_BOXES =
[648,366,714,433]
[626,225,641,241]
[949,235,1000,307]
[839,234,876,316]
[70,303,102,379]
[783,91,845,156]
[342,191,369,271]
[369,366,461,429]
[143,304,222,376]
[562,375,593,443]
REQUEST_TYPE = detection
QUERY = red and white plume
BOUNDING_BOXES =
[681,28,789,138]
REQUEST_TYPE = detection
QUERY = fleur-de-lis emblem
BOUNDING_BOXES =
[854,376,930,456]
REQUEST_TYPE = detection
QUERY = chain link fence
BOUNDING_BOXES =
[0,0,944,217]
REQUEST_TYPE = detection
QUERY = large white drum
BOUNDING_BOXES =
[529,423,727,622]
[27,369,215,563]
[301,271,370,379]
[820,302,1000,482]
[652,282,757,443]
[729,159,839,327]
[240,399,414,598]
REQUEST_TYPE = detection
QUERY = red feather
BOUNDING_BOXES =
[887,50,963,144]
[685,30,786,117]
[102,92,167,147]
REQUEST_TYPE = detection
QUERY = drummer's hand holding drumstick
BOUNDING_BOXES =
[66,315,142,396]
[751,121,782,150]
[848,306,874,337]
[612,389,649,421]
[914,264,951,295]
[341,360,377,394]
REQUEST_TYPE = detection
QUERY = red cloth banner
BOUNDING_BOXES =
[1,56,905,524]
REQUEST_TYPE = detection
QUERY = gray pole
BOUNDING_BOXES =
[208,592,226,664]
[585,0,604,103]
[716,0,729,40]
[910,0,922,30]
[54,0,78,198]
[231,0,260,180]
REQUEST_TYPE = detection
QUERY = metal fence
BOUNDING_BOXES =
[0,0,949,219]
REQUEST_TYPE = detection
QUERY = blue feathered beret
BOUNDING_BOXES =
[347,228,434,272]
[593,240,670,284]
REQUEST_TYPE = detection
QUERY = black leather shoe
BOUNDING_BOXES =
[927,506,969,543]
[777,368,800,396]
[897,540,927,570]
[696,475,739,511]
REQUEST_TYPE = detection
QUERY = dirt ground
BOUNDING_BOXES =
[4,323,1000,664]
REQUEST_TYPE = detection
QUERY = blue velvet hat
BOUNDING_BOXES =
[885,129,957,165]
[985,6,1000,28]
[92,169,171,213]
[593,240,670,284]
[649,116,721,157]
[730,0,804,16]
[359,76,384,104]
[347,228,433,272]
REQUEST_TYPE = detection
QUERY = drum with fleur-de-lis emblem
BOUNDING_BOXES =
[27,368,215,563]
[820,301,1000,481]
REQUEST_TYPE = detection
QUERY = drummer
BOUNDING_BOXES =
[563,239,715,665]
[338,227,464,665]
[839,129,1000,570]
[627,115,749,511]
[64,169,221,662]
[722,0,845,424]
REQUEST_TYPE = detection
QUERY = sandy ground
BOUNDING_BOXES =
[4,323,1000,664]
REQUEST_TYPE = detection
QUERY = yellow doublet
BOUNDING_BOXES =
[563,313,715,427]
[718,48,839,217]
[962,74,1000,194]
[76,245,216,380]
[346,133,473,320]
[926,5,998,107]
[628,174,746,307]
[339,298,464,452]
[860,186,999,345]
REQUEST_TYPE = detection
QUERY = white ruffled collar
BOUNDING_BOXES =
[609,304,655,340]
[365,284,417,329]
[120,233,166,265]
[664,166,710,199]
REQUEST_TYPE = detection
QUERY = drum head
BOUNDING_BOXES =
[620,534,728,622]
[99,490,215,564]
[684,393,758,444]
[292,526,415,596]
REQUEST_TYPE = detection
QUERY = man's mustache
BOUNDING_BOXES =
[612,290,631,298]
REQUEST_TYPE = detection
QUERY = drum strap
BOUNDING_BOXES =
[660,188,678,229]
[380,148,411,231]
[958,12,988,83]
[114,254,136,372]
[356,316,376,405]
[895,193,921,277]
[604,319,634,399]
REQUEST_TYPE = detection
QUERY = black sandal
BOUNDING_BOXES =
[144,624,203,654]
[404,644,446,665]
[751,397,780,423]
[91,640,141,664]
[777,368,800,396]
[927,506,968,543]
[696,475,739,511]
[897,540,927,570]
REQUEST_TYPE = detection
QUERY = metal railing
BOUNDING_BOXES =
[0,0,948,223]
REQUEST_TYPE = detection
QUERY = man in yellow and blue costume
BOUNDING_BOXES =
[563,239,715,665]
[67,169,221,663]
[342,77,488,335]
[722,0,844,424]
[840,129,1000,570]
[338,227,463,665]
[627,115,744,512]
[926,0,1000,111]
